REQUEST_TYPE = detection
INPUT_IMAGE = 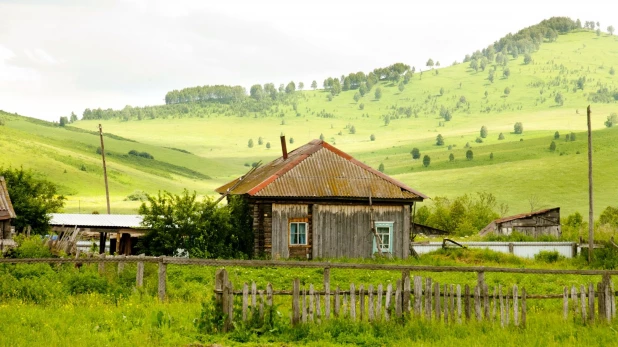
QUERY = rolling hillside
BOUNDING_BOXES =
[2,25,618,217]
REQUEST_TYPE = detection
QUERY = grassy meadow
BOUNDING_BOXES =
[1,30,618,217]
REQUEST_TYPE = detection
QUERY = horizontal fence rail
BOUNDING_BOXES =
[412,241,578,258]
[2,257,618,276]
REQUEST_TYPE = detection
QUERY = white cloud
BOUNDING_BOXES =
[0,0,617,120]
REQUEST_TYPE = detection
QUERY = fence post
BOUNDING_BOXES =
[522,288,527,328]
[302,287,307,323]
[483,284,490,321]
[477,271,485,315]
[215,269,228,314]
[456,284,462,324]
[98,253,105,274]
[464,284,470,322]
[251,282,257,312]
[292,278,300,325]
[157,256,166,302]
[450,284,456,323]
[474,285,481,321]
[492,287,497,322]
[581,284,587,323]
[425,278,432,321]
[385,283,392,321]
[513,285,519,326]
[589,282,595,322]
[316,293,321,323]
[359,284,365,321]
[395,280,402,318]
[266,283,273,308]
[571,285,579,315]
[368,284,374,321]
[225,281,234,332]
[350,283,356,320]
[117,254,126,274]
[434,282,441,321]
[563,286,569,320]
[604,276,611,322]
[242,283,249,321]
[611,281,616,320]
[402,271,410,315]
[413,276,422,316]
[309,284,315,322]
[499,285,505,327]
[444,284,449,324]
[334,285,341,318]
[598,282,604,319]
[377,284,383,320]
[136,254,145,288]
[324,267,330,320]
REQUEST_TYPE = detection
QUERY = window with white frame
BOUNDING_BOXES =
[290,222,307,245]
[373,222,393,254]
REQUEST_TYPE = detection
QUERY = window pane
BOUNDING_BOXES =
[299,223,306,244]
[290,223,297,244]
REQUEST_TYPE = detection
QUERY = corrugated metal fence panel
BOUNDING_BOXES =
[411,242,576,258]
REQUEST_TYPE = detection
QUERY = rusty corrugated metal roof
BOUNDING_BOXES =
[479,207,560,235]
[216,139,428,200]
[0,177,16,221]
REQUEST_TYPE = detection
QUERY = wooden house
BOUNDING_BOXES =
[0,176,16,240]
[479,207,561,238]
[216,138,428,259]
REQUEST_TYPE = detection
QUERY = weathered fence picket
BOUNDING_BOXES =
[359,284,365,321]
[324,268,331,320]
[368,284,375,321]
[385,284,392,321]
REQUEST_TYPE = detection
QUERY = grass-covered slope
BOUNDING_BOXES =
[2,29,618,216]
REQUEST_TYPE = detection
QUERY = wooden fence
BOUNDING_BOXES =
[1,257,617,330]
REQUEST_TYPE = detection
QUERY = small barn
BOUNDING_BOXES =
[216,138,428,259]
[479,207,561,238]
[49,214,146,255]
[0,177,16,249]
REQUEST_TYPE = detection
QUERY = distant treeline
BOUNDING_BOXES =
[463,17,581,63]
[164,85,246,105]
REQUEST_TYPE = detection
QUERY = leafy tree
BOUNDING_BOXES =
[247,139,254,148]
[524,54,533,65]
[331,79,341,95]
[349,125,356,134]
[423,155,431,167]
[514,122,523,134]
[555,92,564,106]
[480,126,488,138]
[250,84,264,100]
[576,76,586,90]
[498,132,505,140]
[597,29,601,37]
[475,137,483,143]
[319,133,325,141]
[370,134,376,141]
[285,81,296,94]
[609,26,615,36]
[138,190,252,258]
[554,131,560,139]
[599,206,618,227]
[398,82,405,92]
[488,70,494,83]
[484,90,488,98]
[549,141,556,152]
[70,112,78,123]
[470,59,479,72]
[266,142,271,149]
[311,80,317,90]
[439,87,444,96]
[411,148,421,159]
[59,116,68,127]
[610,67,615,76]
[489,152,494,160]
[503,67,510,78]
[298,82,304,90]
[289,137,294,144]
[327,94,333,101]
[374,87,382,100]
[569,132,576,141]
[258,137,263,145]
[359,84,367,96]
[426,59,434,68]
[378,163,385,172]
[466,149,474,161]
[0,167,65,233]
[605,113,618,127]
[449,153,455,162]
[436,134,444,146]
[359,103,365,110]
[383,115,390,126]
[504,87,511,96]
[354,92,361,103]
[480,57,488,71]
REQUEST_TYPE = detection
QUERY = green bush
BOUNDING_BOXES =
[534,250,565,263]
[7,235,53,258]
[66,272,111,295]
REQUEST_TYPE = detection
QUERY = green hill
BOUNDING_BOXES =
[2,19,618,217]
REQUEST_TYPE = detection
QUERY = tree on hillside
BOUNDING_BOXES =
[449,153,455,162]
[319,133,325,141]
[439,87,444,96]
[610,67,615,76]
[470,59,479,72]
[554,131,560,139]
[59,116,68,127]
[398,82,405,92]
[597,29,601,36]
[289,137,294,144]
[374,87,382,100]
[311,80,317,90]
[436,134,444,146]
[609,26,615,35]
[349,125,356,134]
[498,132,505,140]
[504,87,511,96]
[423,155,431,167]
[247,139,254,148]
[426,59,434,68]
[549,141,557,152]
[524,54,533,65]
[555,92,564,106]
[466,150,473,161]
[480,126,488,138]
[266,142,271,149]
[354,92,361,103]
[480,57,488,71]
[298,82,304,90]
[488,70,494,83]
[331,79,342,95]
[70,112,78,123]
[514,122,523,134]
[605,113,618,128]
[411,148,421,159]
[503,67,510,78]
[370,134,376,141]
[250,84,264,101]
[0,167,65,234]
[258,137,263,145]
[378,163,385,173]
[285,81,296,94]
[489,152,494,160]
[359,84,367,96]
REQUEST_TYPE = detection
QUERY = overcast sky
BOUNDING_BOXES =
[0,0,616,121]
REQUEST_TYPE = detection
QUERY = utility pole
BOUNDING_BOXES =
[587,105,594,263]
[99,124,111,254]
